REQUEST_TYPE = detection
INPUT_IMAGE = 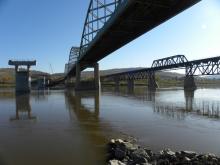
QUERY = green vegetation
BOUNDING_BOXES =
[0,68,15,87]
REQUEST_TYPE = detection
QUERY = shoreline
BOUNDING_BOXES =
[107,139,220,165]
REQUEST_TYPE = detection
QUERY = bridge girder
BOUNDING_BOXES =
[186,57,220,76]
[80,0,122,57]
[151,55,188,68]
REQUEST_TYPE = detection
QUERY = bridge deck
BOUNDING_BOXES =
[67,0,200,77]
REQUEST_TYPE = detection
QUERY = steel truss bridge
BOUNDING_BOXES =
[65,0,201,78]
[101,55,220,81]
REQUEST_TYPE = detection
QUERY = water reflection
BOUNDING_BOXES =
[104,86,156,102]
[10,93,36,121]
[106,86,220,120]
[64,90,110,164]
[185,90,194,111]
[155,89,220,120]
[65,90,100,118]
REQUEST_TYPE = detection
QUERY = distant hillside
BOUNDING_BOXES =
[50,67,185,80]
[0,68,49,84]
[1,67,219,85]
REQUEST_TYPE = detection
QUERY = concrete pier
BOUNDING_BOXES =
[127,79,134,89]
[8,60,36,93]
[184,76,196,90]
[114,79,120,87]
[147,72,158,90]
[75,62,100,91]
[127,79,134,93]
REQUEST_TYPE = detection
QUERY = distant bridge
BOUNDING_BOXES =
[101,55,220,90]
[63,0,201,90]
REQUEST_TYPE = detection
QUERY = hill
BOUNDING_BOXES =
[0,68,49,84]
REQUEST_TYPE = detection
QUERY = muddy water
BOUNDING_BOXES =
[0,87,220,165]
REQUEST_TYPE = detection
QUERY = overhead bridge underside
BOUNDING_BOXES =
[67,0,200,77]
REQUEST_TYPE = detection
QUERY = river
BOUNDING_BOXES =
[0,86,220,165]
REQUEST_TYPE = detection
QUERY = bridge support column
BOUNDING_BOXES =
[114,78,120,92]
[94,63,100,90]
[127,79,134,91]
[16,70,30,93]
[8,60,36,93]
[147,72,158,90]
[184,76,196,90]
[75,62,100,91]
[115,79,120,87]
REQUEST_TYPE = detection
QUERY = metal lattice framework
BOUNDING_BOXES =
[79,0,123,57]
[186,56,220,76]
[103,69,151,81]
[65,47,80,73]
[151,55,188,68]
[102,56,220,81]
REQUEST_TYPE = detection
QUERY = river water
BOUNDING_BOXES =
[0,86,220,165]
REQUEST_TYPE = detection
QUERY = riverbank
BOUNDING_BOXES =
[107,139,220,165]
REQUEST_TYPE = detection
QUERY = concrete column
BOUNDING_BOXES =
[94,63,100,90]
[114,78,120,92]
[127,79,134,92]
[16,71,30,93]
[184,76,196,90]
[75,63,81,90]
[148,72,158,90]
[115,79,120,87]
[15,65,18,72]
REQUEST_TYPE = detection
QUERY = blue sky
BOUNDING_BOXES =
[0,0,220,73]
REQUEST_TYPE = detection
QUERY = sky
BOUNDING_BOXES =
[0,0,220,73]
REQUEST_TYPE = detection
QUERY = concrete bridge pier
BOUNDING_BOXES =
[184,76,196,90]
[114,78,120,92]
[75,62,100,91]
[147,72,158,90]
[127,79,134,92]
[8,60,36,93]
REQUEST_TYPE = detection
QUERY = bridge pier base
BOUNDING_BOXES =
[147,72,158,90]
[184,76,196,90]
[94,63,100,90]
[127,79,134,88]
[114,79,120,91]
[75,62,100,91]
[127,79,134,92]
